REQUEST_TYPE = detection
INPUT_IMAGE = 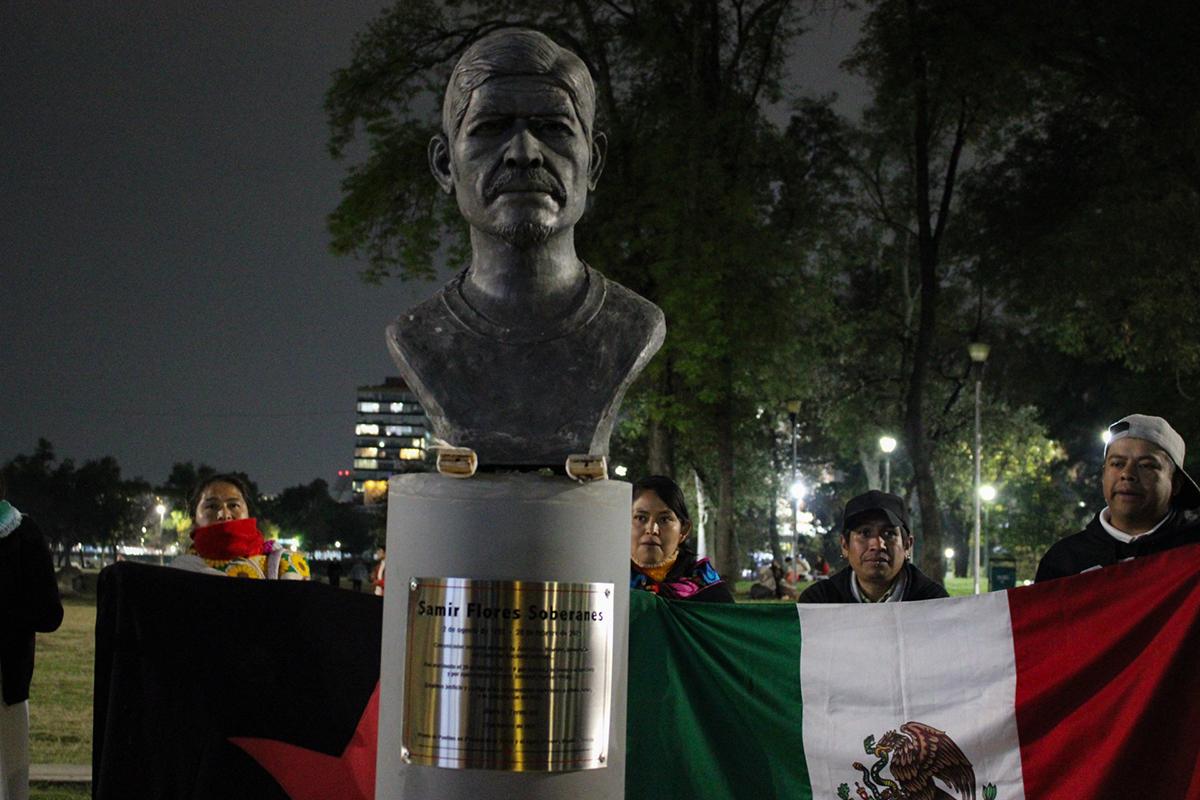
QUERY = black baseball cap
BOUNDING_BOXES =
[842,490,910,534]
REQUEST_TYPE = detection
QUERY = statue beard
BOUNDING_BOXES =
[498,221,554,249]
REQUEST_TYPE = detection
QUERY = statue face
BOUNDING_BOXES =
[433,75,603,246]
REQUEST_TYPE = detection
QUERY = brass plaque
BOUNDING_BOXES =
[403,578,614,771]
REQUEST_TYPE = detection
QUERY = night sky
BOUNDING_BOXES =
[2,2,862,493]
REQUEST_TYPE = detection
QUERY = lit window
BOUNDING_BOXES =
[399,448,423,460]
[364,479,388,506]
[385,425,412,436]
[355,447,379,458]
[352,481,364,491]
[354,458,379,469]
[355,423,379,436]
[411,438,424,448]
[390,402,405,413]
[358,402,380,413]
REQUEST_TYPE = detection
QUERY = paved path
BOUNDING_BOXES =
[30,763,91,782]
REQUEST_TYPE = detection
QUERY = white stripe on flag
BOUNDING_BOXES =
[799,593,1024,800]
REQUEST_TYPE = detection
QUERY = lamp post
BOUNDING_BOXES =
[979,484,995,589]
[944,547,956,581]
[969,342,991,594]
[155,503,166,566]
[879,436,897,493]
[787,399,801,554]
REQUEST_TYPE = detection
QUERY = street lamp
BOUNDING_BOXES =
[787,399,801,555]
[969,341,991,595]
[155,503,166,566]
[979,485,995,588]
[879,436,897,493]
[944,547,955,581]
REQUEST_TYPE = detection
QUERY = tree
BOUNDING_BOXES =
[325,0,844,578]
[156,461,219,519]
[259,479,374,554]
[806,0,1032,581]
[966,0,1200,382]
[3,440,150,565]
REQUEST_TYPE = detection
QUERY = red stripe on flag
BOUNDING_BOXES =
[1009,546,1200,799]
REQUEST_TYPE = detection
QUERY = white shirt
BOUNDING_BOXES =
[1098,506,1171,544]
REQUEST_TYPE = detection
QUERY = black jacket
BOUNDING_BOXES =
[0,515,64,704]
[797,561,948,604]
[1035,507,1200,583]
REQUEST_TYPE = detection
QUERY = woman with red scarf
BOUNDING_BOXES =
[170,474,309,580]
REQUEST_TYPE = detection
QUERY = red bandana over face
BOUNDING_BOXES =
[192,518,266,560]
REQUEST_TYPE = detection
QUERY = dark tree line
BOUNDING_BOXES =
[2,442,380,565]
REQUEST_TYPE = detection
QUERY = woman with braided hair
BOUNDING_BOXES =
[629,475,733,603]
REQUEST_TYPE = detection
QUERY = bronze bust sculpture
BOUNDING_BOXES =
[388,28,665,467]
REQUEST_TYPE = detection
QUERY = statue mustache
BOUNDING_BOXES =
[484,169,565,203]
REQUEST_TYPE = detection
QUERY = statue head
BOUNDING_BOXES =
[429,29,606,249]
[441,29,597,140]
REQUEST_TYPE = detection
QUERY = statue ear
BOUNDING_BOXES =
[587,131,607,190]
[429,133,454,195]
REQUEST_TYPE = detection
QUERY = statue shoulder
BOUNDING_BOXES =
[595,275,666,350]
[386,285,457,349]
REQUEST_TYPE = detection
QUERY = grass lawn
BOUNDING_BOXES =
[29,597,96,765]
[30,784,91,800]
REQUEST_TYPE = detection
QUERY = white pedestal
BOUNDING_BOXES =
[376,473,629,799]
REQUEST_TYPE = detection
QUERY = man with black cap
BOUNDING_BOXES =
[798,490,948,604]
[1036,414,1200,582]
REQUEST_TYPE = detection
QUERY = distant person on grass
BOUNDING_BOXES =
[798,490,947,604]
[750,559,796,600]
[170,474,309,580]
[0,473,63,800]
[372,548,386,596]
[350,560,369,593]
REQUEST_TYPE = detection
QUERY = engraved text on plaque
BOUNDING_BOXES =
[403,578,614,771]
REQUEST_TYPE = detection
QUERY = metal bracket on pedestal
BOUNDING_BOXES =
[436,447,478,478]
[565,454,608,482]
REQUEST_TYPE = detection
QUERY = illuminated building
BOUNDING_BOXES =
[351,377,432,504]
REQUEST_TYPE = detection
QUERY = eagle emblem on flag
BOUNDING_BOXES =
[836,721,996,800]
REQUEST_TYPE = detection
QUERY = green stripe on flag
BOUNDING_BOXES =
[627,591,812,800]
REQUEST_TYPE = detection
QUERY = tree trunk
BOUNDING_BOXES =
[907,0,944,584]
[713,393,738,582]
[647,418,674,478]
[646,364,675,477]
[768,497,783,567]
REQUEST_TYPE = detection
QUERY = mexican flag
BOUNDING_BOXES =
[627,545,1200,800]
[94,549,1200,798]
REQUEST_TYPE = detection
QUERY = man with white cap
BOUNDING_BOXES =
[1036,414,1200,582]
